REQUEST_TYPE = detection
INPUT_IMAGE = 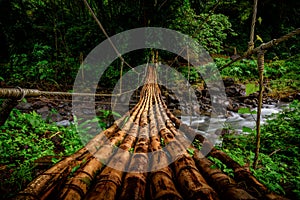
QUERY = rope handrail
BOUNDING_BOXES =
[0,87,142,100]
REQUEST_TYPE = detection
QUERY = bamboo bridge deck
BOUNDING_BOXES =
[15,66,288,200]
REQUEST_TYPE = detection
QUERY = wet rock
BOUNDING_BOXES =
[281,96,294,102]
[49,113,63,122]
[58,104,65,108]
[227,99,240,112]
[168,102,176,109]
[168,94,179,104]
[16,102,33,110]
[223,78,235,87]
[225,87,238,97]
[244,98,256,106]
[56,120,71,127]
[215,128,230,136]
[201,97,211,104]
[173,109,181,117]
[194,89,202,98]
[33,100,49,108]
[225,84,246,97]
[37,106,49,114]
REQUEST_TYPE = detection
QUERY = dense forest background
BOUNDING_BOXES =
[0,0,299,88]
[0,0,299,199]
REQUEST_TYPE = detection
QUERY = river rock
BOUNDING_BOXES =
[32,101,47,109]
[56,120,71,127]
[37,106,49,114]
[223,78,235,87]
[16,102,33,110]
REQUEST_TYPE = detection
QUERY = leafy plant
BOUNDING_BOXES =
[168,0,236,54]
[221,100,300,198]
[245,83,259,96]
[216,58,258,80]
[177,66,200,83]
[0,109,84,198]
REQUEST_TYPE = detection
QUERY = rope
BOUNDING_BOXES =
[0,87,142,99]
[219,28,300,70]
[248,0,258,52]
[82,0,139,75]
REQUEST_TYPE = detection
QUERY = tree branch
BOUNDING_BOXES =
[219,28,300,71]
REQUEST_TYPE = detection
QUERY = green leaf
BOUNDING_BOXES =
[246,83,259,96]
[238,107,251,114]
[187,148,194,156]
[70,164,80,175]
[242,126,253,133]
[256,35,264,43]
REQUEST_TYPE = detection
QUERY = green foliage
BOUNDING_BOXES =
[216,58,258,79]
[168,0,236,53]
[99,65,124,88]
[208,156,234,177]
[216,0,300,58]
[192,139,202,150]
[0,109,84,198]
[265,58,300,94]
[222,100,300,198]
[245,83,259,96]
[187,148,194,156]
[2,43,79,87]
[97,109,121,129]
[177,66,200,83]
[160,137,165,147]
[217,57,300,97]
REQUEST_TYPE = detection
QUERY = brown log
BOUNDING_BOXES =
[209,149,289,199]
[173,154,219,200]
[86,151,131,200]
[149,151,183,200]
[16,148,91,199]
[86,124,139,200]
[118,112,150,200]
[193,151,257,200]
[59,157,103,199]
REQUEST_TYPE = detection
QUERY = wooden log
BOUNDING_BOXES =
[149,150,183,200]
[193,151,257,200]
[59,157,103,199]
[16,148,91,199]
[173,154,219,200]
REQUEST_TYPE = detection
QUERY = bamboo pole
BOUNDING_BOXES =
[253,50,265,169]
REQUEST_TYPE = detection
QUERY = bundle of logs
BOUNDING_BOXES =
[15,66,288,200]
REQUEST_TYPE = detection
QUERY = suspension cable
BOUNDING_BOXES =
[82,0,139,74]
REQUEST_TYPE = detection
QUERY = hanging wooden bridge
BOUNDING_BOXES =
[9,66,288,200]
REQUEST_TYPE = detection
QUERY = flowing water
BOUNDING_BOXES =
[180,102,290,145]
